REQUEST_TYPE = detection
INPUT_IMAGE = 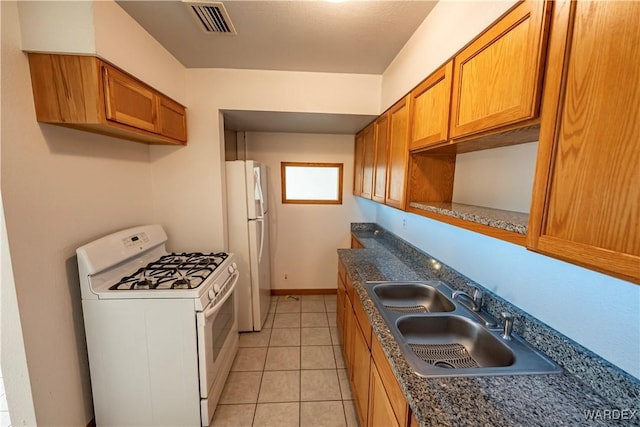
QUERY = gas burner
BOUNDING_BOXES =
[172,278,192,289]
[133,279,153,290]
[110,252,229,291]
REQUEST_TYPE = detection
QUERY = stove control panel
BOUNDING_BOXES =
[122,232,150,249]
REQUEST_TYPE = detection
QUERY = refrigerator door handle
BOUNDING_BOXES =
[254,170,266,218]
[252,217,265,263]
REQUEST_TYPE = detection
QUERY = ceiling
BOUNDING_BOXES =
[117,0,437,134]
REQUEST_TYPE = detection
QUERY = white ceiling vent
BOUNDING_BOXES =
[183,1,237,35]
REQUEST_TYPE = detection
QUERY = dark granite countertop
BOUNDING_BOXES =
[339,224,640,427]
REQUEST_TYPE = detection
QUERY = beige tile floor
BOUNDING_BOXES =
[211,294,358,427]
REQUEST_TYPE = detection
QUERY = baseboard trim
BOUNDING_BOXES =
[271,288,336,296]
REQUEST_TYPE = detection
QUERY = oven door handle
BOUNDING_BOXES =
[202,270,239,319]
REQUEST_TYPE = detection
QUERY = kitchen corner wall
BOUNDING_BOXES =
[246,132,376,290]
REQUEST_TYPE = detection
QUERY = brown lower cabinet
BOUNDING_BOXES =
[337,259,415,427]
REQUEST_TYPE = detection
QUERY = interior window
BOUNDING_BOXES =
[281,162,343,204]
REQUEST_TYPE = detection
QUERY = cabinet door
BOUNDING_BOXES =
[343,297,355,373]
[410,62,452,150]
[372,114,390,203]
[352,321,371,426]
[386,95,411,210]
[450,1,551,138]
[371,336,408,426]
[102,63,158,133]
[353,132,365,196]
[361,124,376,199]
[158,96,187,142]
[529,0,640,284]
[367,362,400,427]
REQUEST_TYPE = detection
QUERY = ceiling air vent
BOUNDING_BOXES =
[183,1,237,35]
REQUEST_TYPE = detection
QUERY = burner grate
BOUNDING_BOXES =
[408,343,479,369]
[110,252,228,290]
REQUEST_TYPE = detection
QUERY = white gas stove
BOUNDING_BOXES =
[77,225,238,427]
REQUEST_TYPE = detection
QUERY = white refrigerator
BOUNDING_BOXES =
[226,160,272,331]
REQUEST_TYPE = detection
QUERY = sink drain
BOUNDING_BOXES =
[434,361,455,369]
[384,304,429,314]
[409,343,479,369]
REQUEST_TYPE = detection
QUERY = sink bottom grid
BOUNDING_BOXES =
[384,304,429,314]
[408,343,480,369]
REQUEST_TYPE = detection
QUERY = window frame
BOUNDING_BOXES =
[280,162,344,205]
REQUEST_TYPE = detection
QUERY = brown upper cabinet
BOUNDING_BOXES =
[360,123,376,200]
[409,61,453,151]
[372,114,390,203]
[353,132,365,196]
[528,0,640,284]
[449,1,551,139]
[385,95,411,210]
[28,53,187,145]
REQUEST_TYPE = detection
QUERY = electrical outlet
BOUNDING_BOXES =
[402,218,407,229]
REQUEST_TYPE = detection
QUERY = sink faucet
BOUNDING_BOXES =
[501,312,514,340]
[452,287,483,312]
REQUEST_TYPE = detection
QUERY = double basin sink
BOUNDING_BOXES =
[364,281,562,378]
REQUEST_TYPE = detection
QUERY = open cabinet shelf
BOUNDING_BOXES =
[407,201,528,245]
[406,149,529,246]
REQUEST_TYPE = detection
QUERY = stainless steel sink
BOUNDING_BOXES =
[364,281,562,377]
[396,315,514,369]
[371,283,455,314]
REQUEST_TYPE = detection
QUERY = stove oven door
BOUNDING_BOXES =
[196,270,239,426]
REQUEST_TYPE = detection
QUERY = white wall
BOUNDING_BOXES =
[150,69,381,253]
[378,0,640,379]
[453,142,539,213]
[246,132,376,290]
[2,1,186,424]
[18,1,96,55]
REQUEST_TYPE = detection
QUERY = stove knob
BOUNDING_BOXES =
[208,290,215,300]
[214,283,221,294]
[228,264,236,273]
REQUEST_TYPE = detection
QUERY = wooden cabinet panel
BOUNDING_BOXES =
[372,114,390,203]
[353,294,372,349]
[343,297,355,373]
[354,132,365,196]
[103,63,157,133]
[410,62,453,150]
[361,124,376,199]
[529,0,640,283]
[368,362,401,427]
[372,336,409,426]
[28,54,102,124]
[450,1,550,138]
[28,53,187,145]
[352,320,371,426]
[351,234,364,249]
[386,95,411,210]
[158,96,187,142]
